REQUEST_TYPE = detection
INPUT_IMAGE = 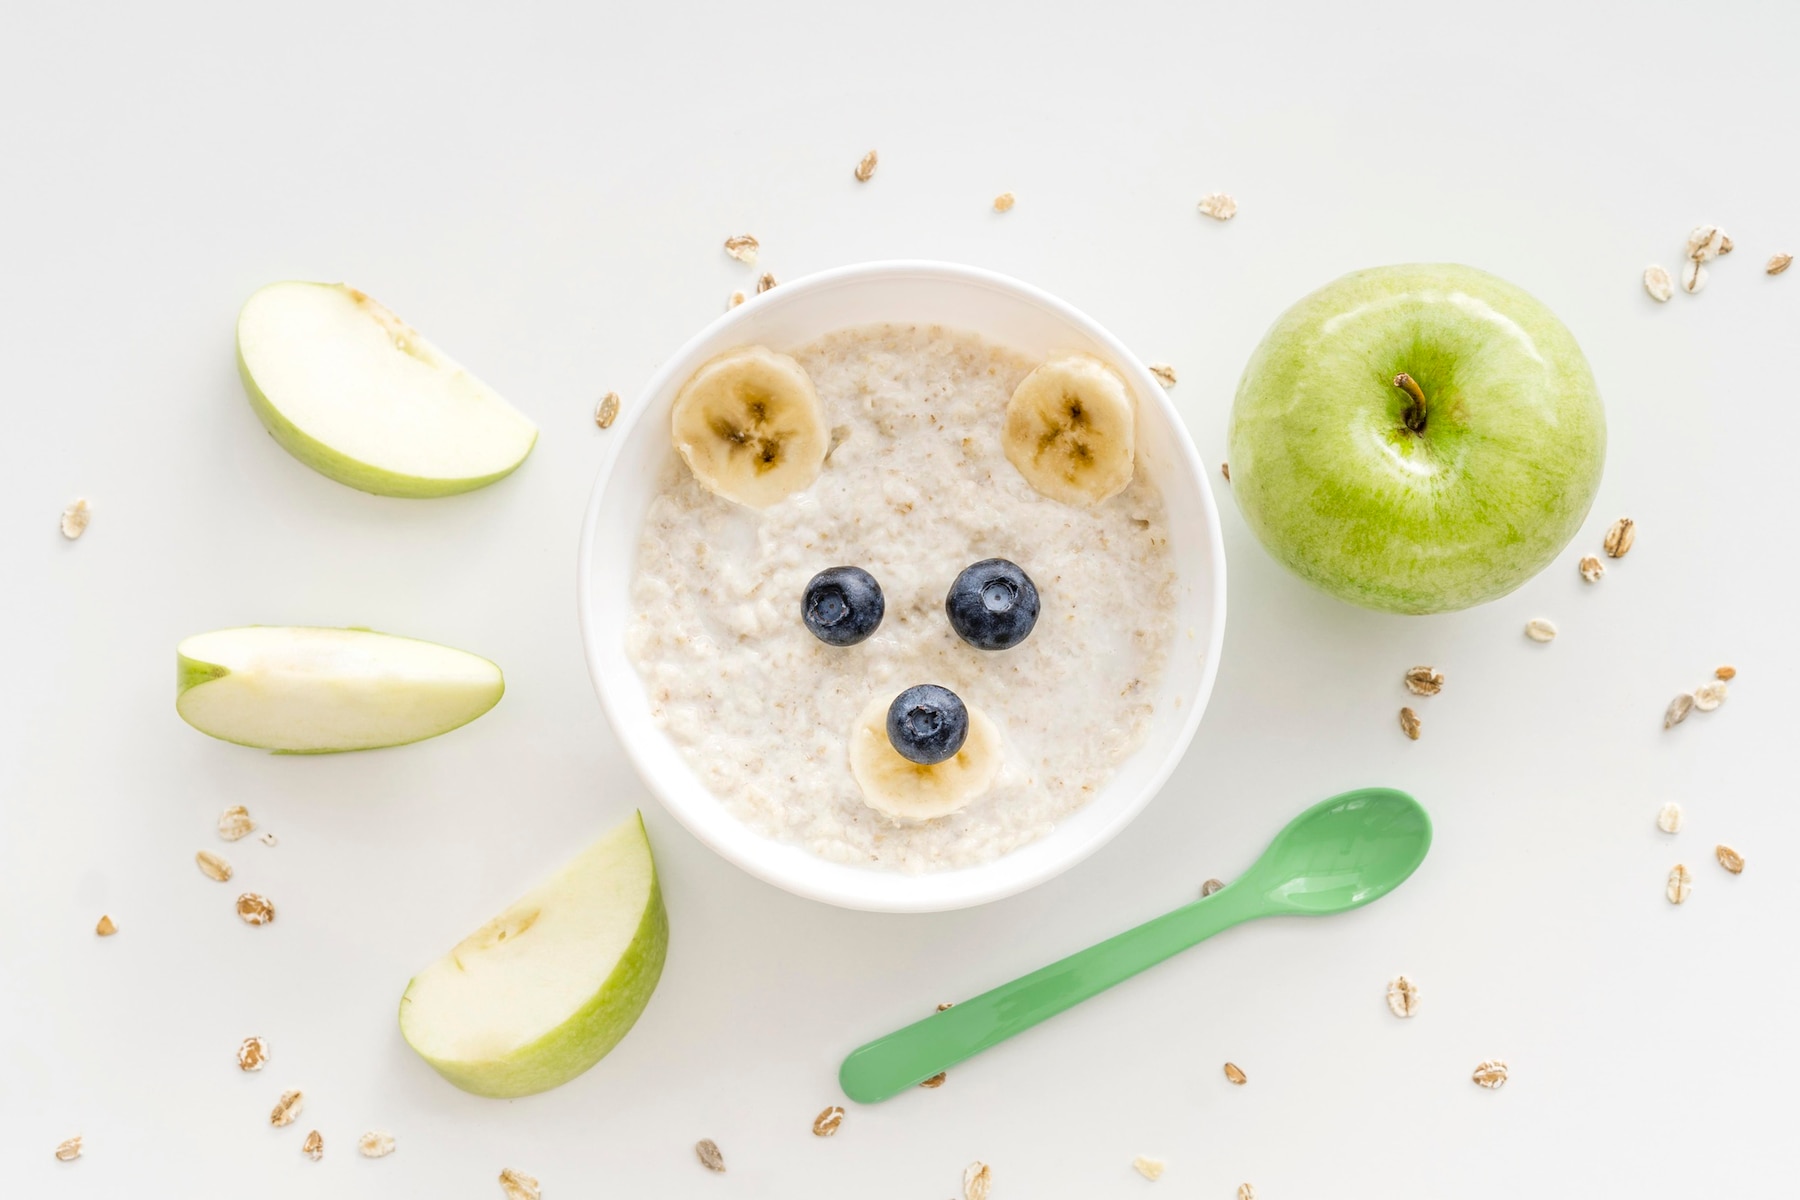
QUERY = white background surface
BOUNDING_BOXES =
[4,1,1796,1194]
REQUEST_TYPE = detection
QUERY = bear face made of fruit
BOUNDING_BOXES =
[669,345,1136,821]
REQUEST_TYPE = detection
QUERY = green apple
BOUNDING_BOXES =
[398,812,668,1098]
[176,626,504,753]
[1228,264,1605,614]
[236,281,537,497]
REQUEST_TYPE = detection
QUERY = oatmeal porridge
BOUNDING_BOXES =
[626,324,1179,872]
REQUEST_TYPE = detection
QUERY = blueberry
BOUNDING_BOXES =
[803,566,884,646]
[945,558,1039,650]
[886,684,969,766]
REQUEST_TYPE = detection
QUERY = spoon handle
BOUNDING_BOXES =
[839,888,1264,1103]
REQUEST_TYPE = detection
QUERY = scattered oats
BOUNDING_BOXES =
[259,832,278,846]
[237,1036,268,1072]
[1524,618,1558,643]
[196,850,233,882]
[499,1167,541,1199]
[728,290,747,309]
[937,1001,956,1012]
[1603,517,1636,558]
[1148,363,1177,389]
[1200,878,1225,897]
[1693,680,1727,711]
[1398,706,1421,740]
[1224,1062,1247,1085]
[854,149,878,182]
[1642,264,1674,302]
[55,1136,82,1162]
[594,392,621,430]
[1664,693,1695,729]
[1657,802,1684,834]
[812,1105,845,1137]
[95,914,117,937]
[270,1090,304,1127]
[1687,224,1730,262]
[1220,462,1230,482]
[1682,259,1708,294]
[1715,665,1737,681]
[302,1130,323,1161]
[993,191,1015,213]
[723,234,760,265]
[1238,1187,1256,1200]
[1716,844,1745,874]
[1387,975,1420,1018]
[1579,554,1605,582]
[1197,192,1238,221]
[964,1161,993,1200]
[695,1138,725,1173]
[756,272,778,294]
[1471,1060,1509,1089]
[218,805,256,841]
[1403,666,1444,696]
[920,1071,947,1088]
[1667,864,1693,904]
[1132,1155,1166,1181]
[60,498,91,539]
[237,893,275,925]
[1768,252,1793,275]
[358,1131,396,1159]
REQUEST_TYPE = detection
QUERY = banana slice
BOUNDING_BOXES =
[848,693,1003,822]
[671,345,828,508]
[1002,355,1136,506]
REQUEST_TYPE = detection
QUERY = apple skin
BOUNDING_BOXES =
[235,281,537,499]
[1228,264,1605,614]
[398,813,669,1099]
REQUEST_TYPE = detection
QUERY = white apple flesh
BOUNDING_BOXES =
[399,812,669,1098]
[236,281,537,497]
[176,626,504,753]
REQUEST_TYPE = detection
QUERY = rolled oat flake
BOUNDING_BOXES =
[357,1131,396,1159]
[499,1167,540,1199]
[1603,517,1636,558]
[1666,864,1693,904]
[1663,693,1695,729]
[1387,975,1420,1018]
[1132,1155,1166,1180]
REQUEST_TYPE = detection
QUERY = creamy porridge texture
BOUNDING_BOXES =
[627,324,1179,871]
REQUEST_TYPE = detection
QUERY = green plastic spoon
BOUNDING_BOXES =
[839,787,1431,1104]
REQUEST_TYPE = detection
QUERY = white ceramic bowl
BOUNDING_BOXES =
[578,261,1226,912]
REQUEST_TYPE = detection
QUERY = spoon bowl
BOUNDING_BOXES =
[839,787,1432,1103]
[1235,786,1433,914]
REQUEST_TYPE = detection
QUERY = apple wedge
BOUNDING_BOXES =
[176,626,504,753]
[236,281,537,497]
[399,812,669,1098]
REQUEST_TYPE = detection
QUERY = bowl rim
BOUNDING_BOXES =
[576,259,1227,911]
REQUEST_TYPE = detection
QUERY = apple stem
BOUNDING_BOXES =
[1393,373,1429,433]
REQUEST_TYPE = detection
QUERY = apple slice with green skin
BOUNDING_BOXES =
[399,812,669,1098]
[236,281,537,497]
[1228,263,1605,614]
[176,626,504,753]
